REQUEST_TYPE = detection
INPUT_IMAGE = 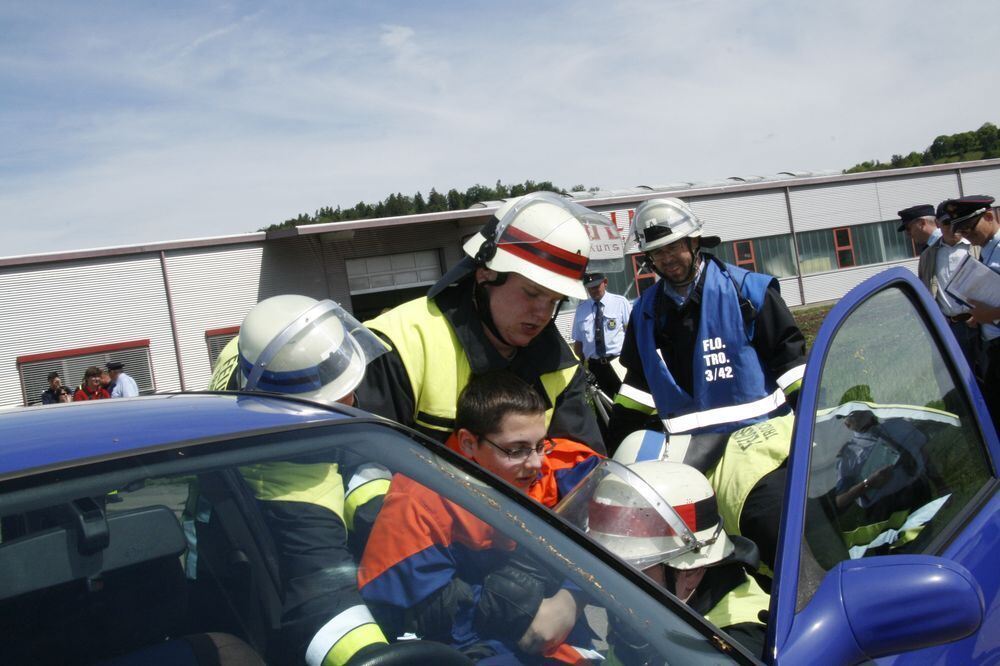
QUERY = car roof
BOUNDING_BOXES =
[0,393,351,478]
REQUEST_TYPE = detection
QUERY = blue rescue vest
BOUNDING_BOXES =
[634,258,784,435]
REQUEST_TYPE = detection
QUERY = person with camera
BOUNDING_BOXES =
[40,371,73,404]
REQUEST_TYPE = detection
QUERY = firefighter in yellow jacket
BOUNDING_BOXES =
[202,295,393,665]
[354,191,610,454]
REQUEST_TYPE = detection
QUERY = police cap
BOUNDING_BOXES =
[583,272,607,287]
[896,204,935,232]
[106,361,125,371]
[936,195,995,231]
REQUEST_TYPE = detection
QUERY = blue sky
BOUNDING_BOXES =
[2,0,998,257]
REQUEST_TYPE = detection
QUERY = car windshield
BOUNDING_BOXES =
[0,397,745,664]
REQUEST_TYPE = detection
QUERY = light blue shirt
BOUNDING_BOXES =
[981,230,1000,341]
[111,372,140,398]
[572,292,631,359]
[934,239,973,317]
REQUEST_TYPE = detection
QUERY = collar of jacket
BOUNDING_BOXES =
[648,254,713,324]
[682,562,748,616]
[433,278,578,376]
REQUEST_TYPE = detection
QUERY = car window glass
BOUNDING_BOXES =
[797,286,993,608]
[0,419,738,664]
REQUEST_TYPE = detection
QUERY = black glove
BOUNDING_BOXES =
[473,556,547,643]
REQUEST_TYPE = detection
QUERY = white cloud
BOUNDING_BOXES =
[2,0,999,256]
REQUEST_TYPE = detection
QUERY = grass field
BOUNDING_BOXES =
[792,302,834,351]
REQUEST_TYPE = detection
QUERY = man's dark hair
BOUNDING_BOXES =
[456,370,546,436]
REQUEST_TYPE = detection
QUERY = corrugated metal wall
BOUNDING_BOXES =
[259,236,332,302]
[778,277,803,308]
[800,258,918,303]
[4,164,998,406]
[788,181,882,231]
[0,255,178,406]
[164,244,265,391]
[874,173,961,219]
[960,166,1000,197]
[688,190,791,240]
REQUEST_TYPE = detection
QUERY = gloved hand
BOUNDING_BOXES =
[473,555,548,643]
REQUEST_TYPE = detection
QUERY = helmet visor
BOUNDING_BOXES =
[555,460,715,571]
[469,192,624,282]
[578,210,625,275]
[241,300,389,395]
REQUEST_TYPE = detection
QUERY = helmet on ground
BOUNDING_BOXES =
[462,191,593,300]
[238,295,388,404]
[557,459,733,570]
[630,198,720,254]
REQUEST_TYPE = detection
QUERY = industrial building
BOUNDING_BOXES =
[3,158,999,407]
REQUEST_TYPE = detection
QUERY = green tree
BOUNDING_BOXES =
[426,188,448,212]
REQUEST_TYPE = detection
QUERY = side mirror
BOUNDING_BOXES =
[779,555,983,665]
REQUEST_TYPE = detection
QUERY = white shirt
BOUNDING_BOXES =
[111,372,140,398]
[572,292,631,359]
[934,239,973,317]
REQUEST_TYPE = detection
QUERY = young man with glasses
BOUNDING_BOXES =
[359,371,602,663]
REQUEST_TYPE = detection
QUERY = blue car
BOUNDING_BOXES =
[0,268,996,664]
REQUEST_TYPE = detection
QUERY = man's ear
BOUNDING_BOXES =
[457,428,479,456]
[475,267,497,285]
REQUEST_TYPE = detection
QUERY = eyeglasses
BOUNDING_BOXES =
[478,435,555,461]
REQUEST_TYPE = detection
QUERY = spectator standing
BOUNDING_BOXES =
[925,202,981,366]
[897,204,941,267]
[107,361,139,398]
[74,366,111,401]
[944,195,1000,426]
[40,371,72,405]
[571,272,631,397]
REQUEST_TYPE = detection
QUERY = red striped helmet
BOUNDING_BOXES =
[557,459,733,570]
[463,192,592,300]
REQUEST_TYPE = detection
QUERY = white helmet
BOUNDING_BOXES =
[463,191,594,300]
[630,198,720,254]
[613,430,692,465]
[238,295,388,404]
[556,459,733,570]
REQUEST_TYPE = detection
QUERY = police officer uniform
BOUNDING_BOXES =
[571,272,631,396]
[942,195,1000,425]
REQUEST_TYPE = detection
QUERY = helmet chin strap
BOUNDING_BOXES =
[473,276,518,350]
[647,238,699,287]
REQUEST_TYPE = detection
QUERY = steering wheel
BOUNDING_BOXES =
[347,639,474,666]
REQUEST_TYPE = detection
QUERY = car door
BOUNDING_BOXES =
[768,267,1000,665]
